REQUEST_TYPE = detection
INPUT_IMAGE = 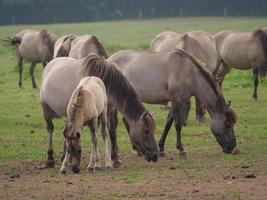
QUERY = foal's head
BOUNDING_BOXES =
[63,124,82,173]
[210,101,238,153]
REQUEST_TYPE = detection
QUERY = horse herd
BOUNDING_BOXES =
[2,28,267,174]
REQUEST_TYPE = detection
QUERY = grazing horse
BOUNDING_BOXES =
[151,31,217,122]
[68,35,108,59]
[40,54,158,169]
[53,34,77,58]
[213,29,267,100]
[6,29,56,88]
[108,49,237,156]
[60,77,112,173]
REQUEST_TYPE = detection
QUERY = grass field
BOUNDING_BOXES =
[0,17,267,199]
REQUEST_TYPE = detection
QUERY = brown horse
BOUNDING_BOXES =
[53,34,77,58]
[108,49,238,156]
[151,31,217,122]
[60,77,112,173]
[4,29,56,88]
[40,54,158,169]
[213,29,267,100]
[68,35,108,59]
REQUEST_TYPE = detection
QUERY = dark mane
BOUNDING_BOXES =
[87,36,108,59]
[174,49,226,111]
[254,29,267,75]
[56,34,76,57]
[81,54,145,120]
[39,29,56,56]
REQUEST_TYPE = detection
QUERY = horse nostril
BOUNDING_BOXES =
[72,166,80,173]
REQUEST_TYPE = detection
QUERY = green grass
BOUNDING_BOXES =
[0,17,266,170]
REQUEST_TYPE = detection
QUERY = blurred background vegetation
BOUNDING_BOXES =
[0,0,267,25]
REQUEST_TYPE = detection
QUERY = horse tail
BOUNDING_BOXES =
[254,29,267,76]
[56,35,76,57]
[88,36,108,58]
[0,36,21,46]
[81,53,145,120]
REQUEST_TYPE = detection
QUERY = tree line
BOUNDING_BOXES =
[0,0,266,25]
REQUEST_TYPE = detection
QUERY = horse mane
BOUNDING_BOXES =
[39,29,56,55]
[67,86,85,134]
[81,53,145,120]
[254,29,267,75]
[56,35,76,57]
[86,36,108,59]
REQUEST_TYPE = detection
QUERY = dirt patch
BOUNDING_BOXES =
[0,151,267,200]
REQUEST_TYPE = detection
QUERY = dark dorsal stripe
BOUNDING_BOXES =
[88,36,108,59]
[174,49,226,111]
[82,54,145,120]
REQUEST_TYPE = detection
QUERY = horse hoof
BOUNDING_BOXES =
[179,151,187,158]
[87,167,94,173]
[45,160,55,168]
[112,159,122,168]
[60,170,66,175]
[105,166,113,171]
[158,151,165,157]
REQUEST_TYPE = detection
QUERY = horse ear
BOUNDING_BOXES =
[225,100,231,111]
[142,111,156,133]
[122,117,130,133]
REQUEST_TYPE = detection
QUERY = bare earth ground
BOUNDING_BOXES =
[1,150,266,200]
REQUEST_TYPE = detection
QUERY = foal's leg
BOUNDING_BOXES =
[87,118,101,172]
[61,140,67,162]
[60,149,71,174]
[158,109,174,156]
[252,68,259,100]
[29,63,37,88]
[18,57,23,88]
[107,105,121,168]
[172,103,186,157]
[100,109,112,169]
[195,97,206,123]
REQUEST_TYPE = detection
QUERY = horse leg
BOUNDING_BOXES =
[158,109,173,156]
[29,63,37,88]
[216,62,231,87]
[61,140,66,162]
[173,103,186,157]
[87,118,101,172]
[42,102,55,168]
[18,57,23,88]
[107,104,121,168]
[42,61,47,69]
[60,150,70,174]
[252,68,259,100]
[195,97,206,123]
[100,108,112,169]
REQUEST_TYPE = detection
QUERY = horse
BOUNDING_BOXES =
[53,34,77,58]
[40,53,158,169]
[213,29,267,100]
[68,35,108,59]
[108,49,238,157]
[4,29,56,88]
[151,31,217,122]
[150,31,183,52]
[60,77,112,173]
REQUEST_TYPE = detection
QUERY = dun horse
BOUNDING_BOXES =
[40,54,158,169]
[213,29,267,100]
[4,29,56,88]
[108,49,238,156]
[151,31,217,122]
[60,77,112,173]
